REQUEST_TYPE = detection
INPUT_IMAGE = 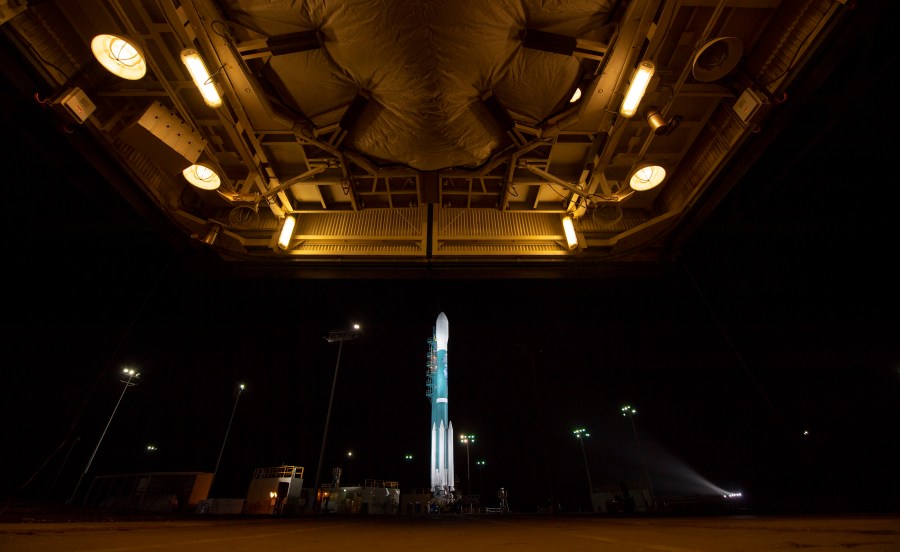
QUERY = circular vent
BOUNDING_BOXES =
[229,205,260,229]
[592,203,623,226]
[692,37,743,82]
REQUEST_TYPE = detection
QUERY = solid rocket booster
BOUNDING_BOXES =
[429,312,454,496]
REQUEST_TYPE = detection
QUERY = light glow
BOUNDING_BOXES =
[277,215,296,250]
[629,165,666,191]
[182,163,221,190]
[569,87,582,103]
[619,60,655,118]
[91,34,146,80]
[181,49,223,108]
[562,215,577,250]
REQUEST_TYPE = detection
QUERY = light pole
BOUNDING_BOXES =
[213,383,246,491]
[573,428,592,508]
[67,367,139,505]
[621,405,655,509]
[459,434,475,497]
[312,324,360,512]
[50,435,80,495]
[141,444,158,472]
[476,459,485,496]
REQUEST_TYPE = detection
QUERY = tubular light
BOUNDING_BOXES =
[629,164,666,191]
[180,49,223,108]
[562,215,578,250]
[619,61,654,118]
[278,215,296,250]
[91,34,146,80]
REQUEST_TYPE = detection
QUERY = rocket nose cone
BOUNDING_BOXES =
[435,312,449,349]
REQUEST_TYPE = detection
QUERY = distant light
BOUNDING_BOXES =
[91,34,146,80]
[803,430,809,436]
[353,323,360,330]
[347,451,353,457]
[724,492,743,499]
[239,384,246,391]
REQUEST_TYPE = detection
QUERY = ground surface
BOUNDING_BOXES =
[2,502,899,552]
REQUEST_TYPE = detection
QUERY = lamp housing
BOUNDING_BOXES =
[629,164,666,191]
[562,215,578,250]
[91,34,146,80]
[181,49,223,108]
[278,215,296,250]
[619,61,654,118]
[182,163,221,190]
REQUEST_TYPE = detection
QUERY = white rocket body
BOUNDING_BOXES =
[429,312,454,497]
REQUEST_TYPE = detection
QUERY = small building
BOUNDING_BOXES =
[83,471,212,512]
[318,479,400,515]
[244,465,305,514]
[399,488,432,515]
[593,481,653,513]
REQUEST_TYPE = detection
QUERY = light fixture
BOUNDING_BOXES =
[182,162,221,190]
[646,107,666,134]
[619,60,655,118]
[569,87,582,103]
[277,214,296,250]
[562,215,578,250]
[91,34,146,80]
[180,49,223,108]
[645,106,683,136]
[629,164,666,191]
[198,221,222,245]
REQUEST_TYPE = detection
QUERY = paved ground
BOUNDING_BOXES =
[2,512,899,551]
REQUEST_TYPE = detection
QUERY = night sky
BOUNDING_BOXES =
[3,7,899,515]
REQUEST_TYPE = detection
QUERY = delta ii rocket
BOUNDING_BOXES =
[426,312,454,498]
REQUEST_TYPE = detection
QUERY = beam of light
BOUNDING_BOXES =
[605,433,742,499]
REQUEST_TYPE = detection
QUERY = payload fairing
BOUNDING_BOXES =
[426,312,454,499]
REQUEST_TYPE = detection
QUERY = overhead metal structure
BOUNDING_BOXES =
[0,0,864,277]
